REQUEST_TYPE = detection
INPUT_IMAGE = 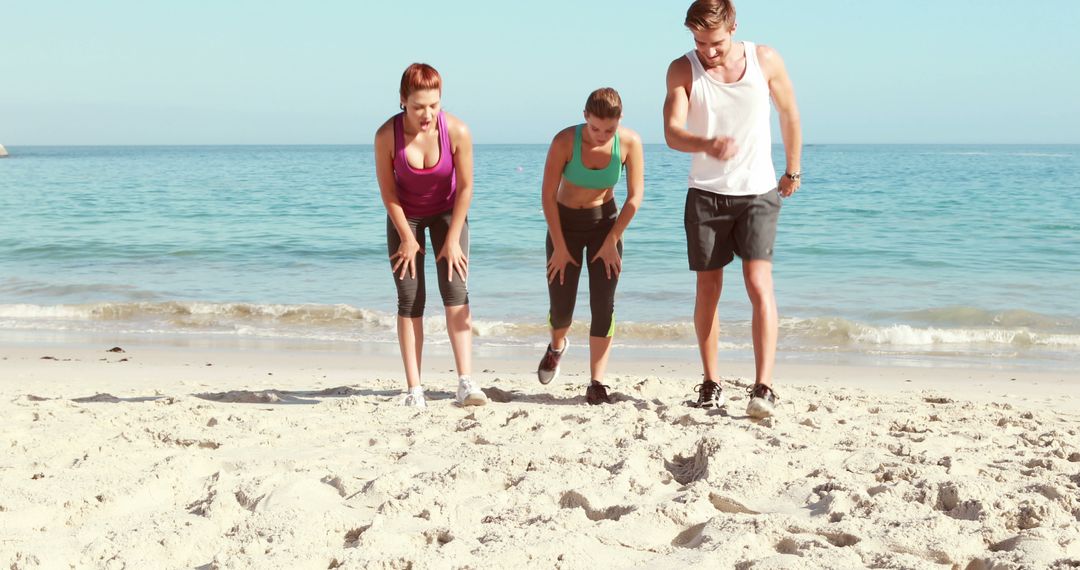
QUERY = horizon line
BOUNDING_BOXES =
[4,142,1079,148]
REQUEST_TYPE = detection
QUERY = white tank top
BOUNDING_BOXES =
[686,42,776,196]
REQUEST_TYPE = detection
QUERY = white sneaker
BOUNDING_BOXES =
[456,376,488,407]
[746,383,778,419]
[537,338,568,385]
[402,386,427,408]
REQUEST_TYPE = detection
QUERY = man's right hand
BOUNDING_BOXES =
[547,245,580,285]
[391,238,422,280]
[704,137,738,160]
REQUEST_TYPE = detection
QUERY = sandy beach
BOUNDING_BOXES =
[2,341,1078,569]
[5,0,1079,566]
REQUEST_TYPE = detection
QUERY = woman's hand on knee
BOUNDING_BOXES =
[391,238,422,280]
[591,237,622,279]
[438,241,469,282]
[547,246,580,285]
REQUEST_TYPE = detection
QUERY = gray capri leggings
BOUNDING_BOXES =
[386,211,469,318]
[546,200,621,338]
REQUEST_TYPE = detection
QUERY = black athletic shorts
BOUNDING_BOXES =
[684,187,780,271]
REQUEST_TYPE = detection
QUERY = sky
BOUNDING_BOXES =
[1,0,1078,145]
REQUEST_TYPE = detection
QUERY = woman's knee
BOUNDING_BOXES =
[397,298,424,318]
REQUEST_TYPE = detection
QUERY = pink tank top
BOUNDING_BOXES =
[393,111,457,217]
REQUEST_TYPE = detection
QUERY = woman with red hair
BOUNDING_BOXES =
[374,63,486,409]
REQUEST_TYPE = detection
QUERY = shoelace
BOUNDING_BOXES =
[540,345,562,369]
[747,383,778,402]
[459,378,476,393]
[588,382,612,402]
[694,381,720,402]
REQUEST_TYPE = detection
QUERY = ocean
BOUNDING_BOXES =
[2,144,1078,369]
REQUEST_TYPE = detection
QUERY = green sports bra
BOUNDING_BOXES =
[562,124,621,189]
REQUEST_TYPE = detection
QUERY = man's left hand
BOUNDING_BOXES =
[778,175,801,198]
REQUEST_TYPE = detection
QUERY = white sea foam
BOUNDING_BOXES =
[783,317,1080,348]
[3,303,1078,352]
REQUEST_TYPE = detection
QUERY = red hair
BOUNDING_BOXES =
[399,63,442,100]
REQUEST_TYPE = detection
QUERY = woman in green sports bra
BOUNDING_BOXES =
[535,87,645,405]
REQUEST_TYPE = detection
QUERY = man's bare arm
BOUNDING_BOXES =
[664,56,737,160]
[760,45,802,182]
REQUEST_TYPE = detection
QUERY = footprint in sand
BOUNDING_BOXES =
[774,537,801,555]
[708,493,759,515]
[1006,502,1049,530]
[671,522,707,548]
[72,393,122,403]
[483,387,515,403]
[816,530,860,547]
[321,475,347,497]
[937,481,993,520]
[934,482,960,512]
[343,524,371,547]
[889,419,930,434]
[502,409,528,427]
[664,437,722,485]
[774,529,860,555]
[423,528,454,546]
[1024,458,1055,471]
[558,490,636,522]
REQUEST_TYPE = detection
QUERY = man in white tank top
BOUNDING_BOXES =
[662,0,802,418]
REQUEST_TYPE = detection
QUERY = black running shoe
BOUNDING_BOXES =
[537,340,568,385]
[586,380,612,405]
[692,380,724,408]
[746,383,778,418]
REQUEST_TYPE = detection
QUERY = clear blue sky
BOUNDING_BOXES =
[2,1,1078,145]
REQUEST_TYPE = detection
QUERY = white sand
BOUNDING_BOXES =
[2,342,1078,569]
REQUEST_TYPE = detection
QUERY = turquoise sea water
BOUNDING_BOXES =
[1,144,1078,368]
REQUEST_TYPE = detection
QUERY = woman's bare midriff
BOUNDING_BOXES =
[556,179,615,209]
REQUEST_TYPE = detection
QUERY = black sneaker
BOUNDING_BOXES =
[746,383,778,418]
[586,380,612,405]
[692,380,725,408]
[537,340,568,385]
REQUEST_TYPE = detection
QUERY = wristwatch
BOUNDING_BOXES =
[784,171,801,182]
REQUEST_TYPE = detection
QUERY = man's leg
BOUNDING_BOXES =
[694,268,724,382]
[735,190,782,418]
[685,188,733,408]
[742,259,777,387]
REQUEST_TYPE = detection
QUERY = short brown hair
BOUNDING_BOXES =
[684,0,736,31]
[399,63,442,100]
[584,87,622,119]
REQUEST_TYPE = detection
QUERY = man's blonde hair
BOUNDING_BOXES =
[685,0,736,31]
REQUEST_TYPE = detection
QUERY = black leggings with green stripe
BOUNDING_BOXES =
[546,201,622,338]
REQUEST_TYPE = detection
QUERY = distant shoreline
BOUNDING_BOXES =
[4,143,1079,149]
